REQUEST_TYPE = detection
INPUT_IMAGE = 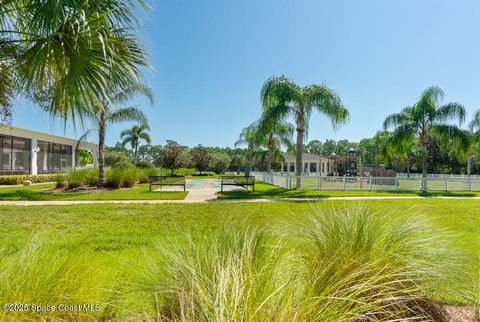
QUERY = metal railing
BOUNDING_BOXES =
[252,172,480,191]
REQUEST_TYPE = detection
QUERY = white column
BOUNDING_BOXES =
[71,146,76,168]
[31,139,38,175]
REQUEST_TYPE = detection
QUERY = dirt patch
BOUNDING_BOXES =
[443,305,479,322]
[34,187,136,194]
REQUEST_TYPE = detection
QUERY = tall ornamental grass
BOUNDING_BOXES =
[0,236,121,321]
[0,205,473,321]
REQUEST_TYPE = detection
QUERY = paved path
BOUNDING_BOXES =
[0,195,478,206]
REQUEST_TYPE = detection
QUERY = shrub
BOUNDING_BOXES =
[0,174,61,185]
[137,167,159,184]
[121,166,138,188]
[135,160,154,168]
[105,165,138,189]
[113,161,135,169]
[66,167,99,189]
[105,168,123,189]
[104,151,130,167]
[54,174,66,189]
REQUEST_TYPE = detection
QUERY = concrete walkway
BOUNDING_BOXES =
[0,195,478,206]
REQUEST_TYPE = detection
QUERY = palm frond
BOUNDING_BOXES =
[468,109,480,132]
[260,75,301,111]
[435,103,466,125]
[303,84,349,127]
[108,107,147,125]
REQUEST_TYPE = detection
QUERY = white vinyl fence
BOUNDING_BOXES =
[252,172,480,191]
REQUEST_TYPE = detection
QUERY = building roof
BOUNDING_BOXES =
[0,125,98,150]
[283,152,329,162]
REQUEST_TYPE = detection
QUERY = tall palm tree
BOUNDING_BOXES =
[75,83,153,186]
[260,76,349,188]
[121,123,152,163]
[1,0,149,123]
[459,109,480,177]
[383,86,466,187]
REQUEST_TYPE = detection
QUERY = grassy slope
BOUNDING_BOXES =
[217,181,480,199]
[0,183,187,200]
[0,200,477,305]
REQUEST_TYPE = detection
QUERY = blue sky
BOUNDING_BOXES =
[12,0,480,147]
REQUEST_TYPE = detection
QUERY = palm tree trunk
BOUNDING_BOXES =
[467,154,472,177]
[266,134,273,172]
[421,144,428,178]
[98,112,106,187]
[406,157,410,178]
[421,144,428,190]
[295,120,305,189]
[134,143,138,164]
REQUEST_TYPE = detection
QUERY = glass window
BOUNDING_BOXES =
[0,135,31,174]
[37,141,73,174]
[310,163,317,173]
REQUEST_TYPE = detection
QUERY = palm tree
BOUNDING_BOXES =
[383,86,466,188]
[256,115,294,172]
[260,76,349,188]
[235,122,262,172]
[121,123,152,164]
[1,0,149,123]
[460,109,480,177]
[79,83,153,186]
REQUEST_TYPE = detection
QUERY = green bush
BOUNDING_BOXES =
[0,174,61,185]
[135,160,154,168]
[160,167,196,176]
[105,168,123,189]
[105,165,138,189]
[54,174,66,189]
[66,167,99,189]
[113,161,135,169]
[138,167,159,183]
[104,151,130,167]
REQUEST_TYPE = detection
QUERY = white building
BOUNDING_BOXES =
[0,125,98,175]
[281,153,334,176]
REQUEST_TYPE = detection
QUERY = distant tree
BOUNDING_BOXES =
[190,145,212,174]
[230,155,247,173]
[121,123,152,163]
[138,144,163,166]
[384,86,466,185]
[322,139,337,156]
[209,152,231,174]
[306,140,323,155]
[76,150,93,167]
[159,140,189,175]
[261,75,349,188]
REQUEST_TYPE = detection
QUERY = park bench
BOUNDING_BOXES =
[220,175,255,192]
[149,175,186,191]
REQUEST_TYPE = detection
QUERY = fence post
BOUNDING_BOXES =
[360,177,363,190]
[370,177,373,191]
[343,176,346,190]
[468,177,472,191]
[445,178,448,191]
[286,175,289,189]
[395,177,398,191]
[317,176,320,190]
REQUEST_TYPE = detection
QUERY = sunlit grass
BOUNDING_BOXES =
[0,200,477,320]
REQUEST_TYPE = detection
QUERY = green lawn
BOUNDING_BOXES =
[0,183,187,200]
[217,181,480,199]
[0,200,477,320]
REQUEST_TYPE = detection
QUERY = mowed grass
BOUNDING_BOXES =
[0,199,478,320]
[217,181,480,199]
[0,183,187,201]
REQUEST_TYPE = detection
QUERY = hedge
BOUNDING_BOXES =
[0,174,64,185]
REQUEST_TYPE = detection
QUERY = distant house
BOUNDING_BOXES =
[0,125,98,175]
[281,153,333,176]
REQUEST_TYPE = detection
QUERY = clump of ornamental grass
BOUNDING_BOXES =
[131,225,296,321]
[0,235,121,321]
[66,167,99,189]
[291,204,472,321]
